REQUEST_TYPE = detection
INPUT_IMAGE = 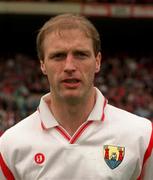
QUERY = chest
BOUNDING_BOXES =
[13,126,141,180]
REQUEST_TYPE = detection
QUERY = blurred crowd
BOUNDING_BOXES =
[1,0,153,4]
[0,53,153,135]
[96,54,153,119]
[0,54,49,135]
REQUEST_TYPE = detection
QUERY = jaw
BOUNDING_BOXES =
[55,83,94,106]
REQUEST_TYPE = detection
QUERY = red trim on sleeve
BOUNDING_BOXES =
[0,153,15,180]
[137,123,153,180]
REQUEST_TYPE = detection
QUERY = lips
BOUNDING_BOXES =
[62,79,80,83]
[61,78,81,88]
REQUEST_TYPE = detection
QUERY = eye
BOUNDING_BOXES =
[49,52,66,61]
[74,51,89,60]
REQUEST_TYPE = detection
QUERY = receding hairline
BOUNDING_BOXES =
[36,14,101,60]
[40,14,97,37]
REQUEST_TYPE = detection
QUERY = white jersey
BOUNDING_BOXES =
[0,88,153,180]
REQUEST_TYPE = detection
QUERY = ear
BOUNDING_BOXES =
[95,52,101,73]
[40,60,47,75]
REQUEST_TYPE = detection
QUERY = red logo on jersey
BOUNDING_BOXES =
[34,153,45,164]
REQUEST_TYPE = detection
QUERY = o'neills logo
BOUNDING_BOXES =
[103,145,125,169]
[34,153,45,164]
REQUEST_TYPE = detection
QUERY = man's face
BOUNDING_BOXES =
[40,29,101,103]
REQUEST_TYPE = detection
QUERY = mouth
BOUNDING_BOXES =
[61,78,81,88]
[62,79,80,83]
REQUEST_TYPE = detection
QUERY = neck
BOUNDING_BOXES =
[49,88,96,136]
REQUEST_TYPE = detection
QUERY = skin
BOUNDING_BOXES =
[40,29,101,136]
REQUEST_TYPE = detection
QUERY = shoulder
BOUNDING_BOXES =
[0,110,40,146]
[104,104,153,154]
[105,104,152,136]
[107,104,151,124]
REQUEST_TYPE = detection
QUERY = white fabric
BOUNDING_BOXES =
[0,88,152,180]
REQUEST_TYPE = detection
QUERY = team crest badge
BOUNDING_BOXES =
[103,145,125,169]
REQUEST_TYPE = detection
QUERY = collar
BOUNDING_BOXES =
[38,93,59,129]
[38,87,107,130]
[87,88,107,122]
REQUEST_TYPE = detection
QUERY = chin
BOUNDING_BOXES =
[65,97,82,105]
[62,93,83,104]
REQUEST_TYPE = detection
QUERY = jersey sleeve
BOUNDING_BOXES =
[0,134,15,180]
[0,167,6,180]
[139,123,153,180]
[142,151,153,180]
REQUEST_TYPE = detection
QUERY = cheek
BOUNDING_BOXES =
[45,68,56,84]
[85,62,97,74]
[83,63,97,81]
[46,68,64,90]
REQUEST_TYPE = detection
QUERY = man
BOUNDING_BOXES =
[0,14,153,180]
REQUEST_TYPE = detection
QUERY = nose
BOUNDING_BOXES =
[64,54,76,73]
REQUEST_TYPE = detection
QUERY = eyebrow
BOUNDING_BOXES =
[72,49,91,55]
[48,48,91,56]
[48,50,66,57]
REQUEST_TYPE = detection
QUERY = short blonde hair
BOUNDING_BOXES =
[36,13,101,60]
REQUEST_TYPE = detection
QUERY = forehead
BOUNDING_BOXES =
[43,29,93,50]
